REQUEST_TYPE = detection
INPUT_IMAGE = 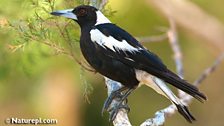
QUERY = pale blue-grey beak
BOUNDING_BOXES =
[51,9,77,20]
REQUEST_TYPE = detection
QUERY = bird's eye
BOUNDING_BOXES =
[78,9,87,16]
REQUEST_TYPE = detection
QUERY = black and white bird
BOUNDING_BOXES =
[51,5,206,122]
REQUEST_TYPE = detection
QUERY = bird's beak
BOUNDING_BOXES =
[51,9,77,20]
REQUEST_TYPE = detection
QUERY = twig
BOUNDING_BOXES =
[99,0,109,10]
[31,34,96,72]
[194,53,224,86]
[104,77,132,126]
[137,33,168,43]
[167,18,183,78]
[52,20,96,72]
[181,53,224,104]
[167,18,186,100]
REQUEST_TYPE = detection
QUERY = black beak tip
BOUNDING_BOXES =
[50,11,60,16]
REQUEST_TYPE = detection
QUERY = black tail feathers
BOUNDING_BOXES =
[175,103,196,123]
[164,70,207,102]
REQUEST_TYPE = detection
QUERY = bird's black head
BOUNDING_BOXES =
[51,5,110,28]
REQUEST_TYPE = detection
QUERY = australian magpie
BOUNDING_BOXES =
[51,5,206,122]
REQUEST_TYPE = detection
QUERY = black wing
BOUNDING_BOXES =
[93,23,167,70]
[92,23,206,101]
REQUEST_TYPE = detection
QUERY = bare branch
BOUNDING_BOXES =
[99,0,109,10]
[137,33,168,43]
[167,18,187,101]
[167,18,183,78]
[181,53,224,104]
[104,77,131,126]
[33,36,96,72]
[194,53,224,86]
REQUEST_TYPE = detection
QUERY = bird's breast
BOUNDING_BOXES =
[80,33,101,68]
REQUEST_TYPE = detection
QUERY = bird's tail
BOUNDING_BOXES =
[136,68,205,122]
[135,70,196,122]
[160,69,207,102]
[175,103,196,122]
[137,64,207,102]
[151,77,196,122]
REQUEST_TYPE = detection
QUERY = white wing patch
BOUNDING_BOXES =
[95,11,111,25]
[90,29,141,53]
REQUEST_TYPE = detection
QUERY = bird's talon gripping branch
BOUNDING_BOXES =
[109,104,130,122]
[102,87,128,115]
[107,88,134,121]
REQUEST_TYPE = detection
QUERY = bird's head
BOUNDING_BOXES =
[51,5,111,28]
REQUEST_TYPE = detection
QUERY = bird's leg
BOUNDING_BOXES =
[109,88,135,121]
[102,86,128,114]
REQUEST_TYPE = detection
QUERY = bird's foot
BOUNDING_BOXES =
[102,90,125,115]
[102,88,135,121]
[109,103,130,122]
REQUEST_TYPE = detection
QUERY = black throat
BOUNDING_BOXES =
[79,24,97,65]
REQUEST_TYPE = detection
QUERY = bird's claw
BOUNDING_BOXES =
[101,92,123,115]
[102,87,134,121]
[109,104,130,122]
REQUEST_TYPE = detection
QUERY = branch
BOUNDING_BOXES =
[194,53,224,86]
[32,35,96,72]
[181,52,224,104]
[104,77,132,126]
[137,33,168,43]
[167,18,183,78]
[99,0,109,10]
[167,18,186,100]
[89,0,109,10]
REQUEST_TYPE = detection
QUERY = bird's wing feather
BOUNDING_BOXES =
[91,23,167,71]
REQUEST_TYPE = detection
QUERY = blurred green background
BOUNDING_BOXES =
[0,0,224,126]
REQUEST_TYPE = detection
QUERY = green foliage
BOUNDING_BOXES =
[0,0,117,103]
[0,0,99,100]
[8,0,78,53]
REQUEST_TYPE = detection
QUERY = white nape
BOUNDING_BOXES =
[90,29,140,53]
[95,11,111,25]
